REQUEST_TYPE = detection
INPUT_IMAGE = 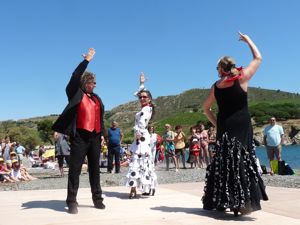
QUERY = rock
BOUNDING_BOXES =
[292,131,300,145]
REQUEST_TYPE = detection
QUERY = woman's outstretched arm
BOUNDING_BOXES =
[239,32,262,82]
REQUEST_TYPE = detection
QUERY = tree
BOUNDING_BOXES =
[0,120,15,135]
[7,126,22,142]
[23,133,41,151]
[37,119,54,144]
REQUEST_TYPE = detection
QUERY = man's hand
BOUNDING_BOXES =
[82,48,96,62]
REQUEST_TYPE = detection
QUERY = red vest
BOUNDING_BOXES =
[76,94,101,133]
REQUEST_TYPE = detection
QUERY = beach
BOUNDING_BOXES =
[1,160,299,191]
[256,145,300,169]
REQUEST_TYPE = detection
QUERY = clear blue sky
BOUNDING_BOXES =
[1,0,299,121]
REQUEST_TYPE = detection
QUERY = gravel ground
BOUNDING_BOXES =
[1,159,299,191]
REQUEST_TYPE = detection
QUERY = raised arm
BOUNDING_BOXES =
[202,85,217,127]
[134,72,146,96]
[66,48,95,100]
[239,32,262,83]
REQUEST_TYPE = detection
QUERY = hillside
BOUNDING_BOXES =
[107,87,300,138]
[1,87,300,145]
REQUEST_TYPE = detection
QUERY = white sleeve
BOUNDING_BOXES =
[134,84,145,96]
[17,170,22,179]
[133,106,152,135]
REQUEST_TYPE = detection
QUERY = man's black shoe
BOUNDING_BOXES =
[67,202,78,214]
[94,201,105,209]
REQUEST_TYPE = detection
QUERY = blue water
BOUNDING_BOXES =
[255,145,300,169]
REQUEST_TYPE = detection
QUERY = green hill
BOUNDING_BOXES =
[1,87,300,145]
[107,87,300,141]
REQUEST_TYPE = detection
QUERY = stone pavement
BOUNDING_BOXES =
[0,182,299,225]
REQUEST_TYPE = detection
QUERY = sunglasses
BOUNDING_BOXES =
[139,96,148,99]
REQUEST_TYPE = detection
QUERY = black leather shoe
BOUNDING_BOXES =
[94,201,105,209]
[67,202,78,214]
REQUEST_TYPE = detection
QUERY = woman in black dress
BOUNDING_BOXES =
[202,32,268,216]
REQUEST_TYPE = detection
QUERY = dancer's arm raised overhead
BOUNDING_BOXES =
[239,32,262,83]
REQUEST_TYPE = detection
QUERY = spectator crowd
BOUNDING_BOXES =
[0,136,37,183]
[101,122,217,174]
[1,116,286,184]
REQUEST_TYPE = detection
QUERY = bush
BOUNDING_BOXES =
[250,102,300,123]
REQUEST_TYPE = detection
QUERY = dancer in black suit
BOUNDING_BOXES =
[53,48,105,214]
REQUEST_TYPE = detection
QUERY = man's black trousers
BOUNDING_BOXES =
[67,129,103,204]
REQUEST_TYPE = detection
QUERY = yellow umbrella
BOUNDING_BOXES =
[42,148,55,159]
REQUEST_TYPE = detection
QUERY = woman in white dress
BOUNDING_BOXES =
[126,73,157,199]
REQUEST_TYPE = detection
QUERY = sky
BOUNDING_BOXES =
[1,0,299,121]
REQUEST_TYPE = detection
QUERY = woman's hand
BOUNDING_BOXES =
[238,31,251,44]
[140,72,145,85]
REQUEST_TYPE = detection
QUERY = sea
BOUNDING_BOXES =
[255,145,300,169]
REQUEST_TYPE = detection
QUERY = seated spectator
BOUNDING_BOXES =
[10,159,25,181]
[0,157,15,183]
[10,159,36,181]
[5,160,12,170]
[20,165,37,181]
[120,151,132,167]
[29,154,42,167]
[10,151,17,161]
[43,159,56,170]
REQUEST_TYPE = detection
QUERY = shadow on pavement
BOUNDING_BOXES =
[21,200,66,212]
[151,206,256,221]
[104,191,132,200]
[104,191,152,200]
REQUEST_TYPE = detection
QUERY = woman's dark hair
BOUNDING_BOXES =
[148,125,155,132]
[175,125,182,130]
[138,90,155,121]
[190,126,197,133]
